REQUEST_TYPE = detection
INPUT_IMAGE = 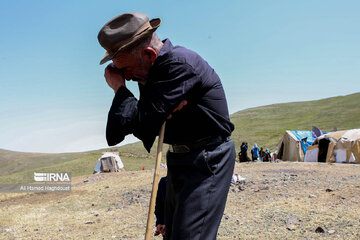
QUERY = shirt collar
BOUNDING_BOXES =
[147,39,173,84]
[157,38,173,59]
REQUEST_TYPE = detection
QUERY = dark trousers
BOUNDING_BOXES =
[165,139,235,240]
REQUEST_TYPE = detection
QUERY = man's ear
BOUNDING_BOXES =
[143,47,157,63]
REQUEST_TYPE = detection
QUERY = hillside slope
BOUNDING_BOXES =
[230,92,360,151]
[0,145,157,184]
[1,92,359,181]
[0,149,100,177]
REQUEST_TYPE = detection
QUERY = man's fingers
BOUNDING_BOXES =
[167,100,188,119]
[104,63,126,92]
[160,225,166,235]
[173,100,188,112]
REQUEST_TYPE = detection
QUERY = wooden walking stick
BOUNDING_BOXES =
[145,121,166,240]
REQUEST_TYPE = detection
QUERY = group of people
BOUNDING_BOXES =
[238,142,272,162]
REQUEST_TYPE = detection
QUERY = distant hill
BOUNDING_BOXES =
[230,92,360,151]
[0,92,359,182]
[0,149,96,177]
[0,145,154,184]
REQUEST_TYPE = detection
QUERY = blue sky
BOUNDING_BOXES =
[0,0,359,153]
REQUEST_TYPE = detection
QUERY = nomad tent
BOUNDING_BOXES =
[93,152,124,173]
[304,129,360,163]
[275,130,317,162]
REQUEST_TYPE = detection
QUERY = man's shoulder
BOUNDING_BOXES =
[172,45,199,61]
[150,39,215,83]
[158,39,202,66]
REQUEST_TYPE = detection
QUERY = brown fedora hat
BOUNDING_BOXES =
[98,12,161,65]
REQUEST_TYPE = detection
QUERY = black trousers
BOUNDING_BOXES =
[165,138,235,240]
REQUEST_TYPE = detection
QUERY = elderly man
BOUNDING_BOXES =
[98,12,235,240]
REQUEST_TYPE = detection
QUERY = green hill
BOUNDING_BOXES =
[0,145,155,184]
[0,149,96,177]
[230,92,360,151]
[0,92,359,183]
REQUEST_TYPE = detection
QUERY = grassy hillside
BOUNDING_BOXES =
[0,149,96,176]
[230,92,360,152]
[0,142,162,184]
[0,92,359,183]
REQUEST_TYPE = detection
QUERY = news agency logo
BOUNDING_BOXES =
[34,172,71,182]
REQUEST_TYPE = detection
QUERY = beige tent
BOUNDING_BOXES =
[93,152,124,173]
[304,129,360,163]
[274,130,315,162]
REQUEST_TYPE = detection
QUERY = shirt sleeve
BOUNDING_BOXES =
[146,61,198,112]
[106,86,138,147]
[106,60,199,152]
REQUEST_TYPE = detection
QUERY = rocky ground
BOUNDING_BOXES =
[0,161,359,239]
[222,161,360,239]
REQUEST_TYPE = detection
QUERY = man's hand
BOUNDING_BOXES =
[154,224,166,236]
[167,100,188,119]
[104,63,126,93]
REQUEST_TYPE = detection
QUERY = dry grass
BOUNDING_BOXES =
[0,162,359,240]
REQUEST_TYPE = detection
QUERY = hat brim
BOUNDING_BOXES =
[99,18,161,65]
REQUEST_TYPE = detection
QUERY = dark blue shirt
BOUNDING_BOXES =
[106,39,234,152]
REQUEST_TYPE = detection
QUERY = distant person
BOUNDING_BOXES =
[238,143,244,162]
[251,144,260,161]
[240,142,250,162]
[245,142,251,161]
[259,147,265,162]
[264,149,271,162]
[154,176,167,238]
[238,144,242,162]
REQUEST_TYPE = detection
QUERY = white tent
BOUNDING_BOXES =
[274,130,316,162]
[94,152,124,173]
[304,129,360,163]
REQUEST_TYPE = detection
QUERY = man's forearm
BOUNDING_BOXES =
[106,86,138,146]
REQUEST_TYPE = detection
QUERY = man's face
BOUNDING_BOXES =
[112,50,152,85]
